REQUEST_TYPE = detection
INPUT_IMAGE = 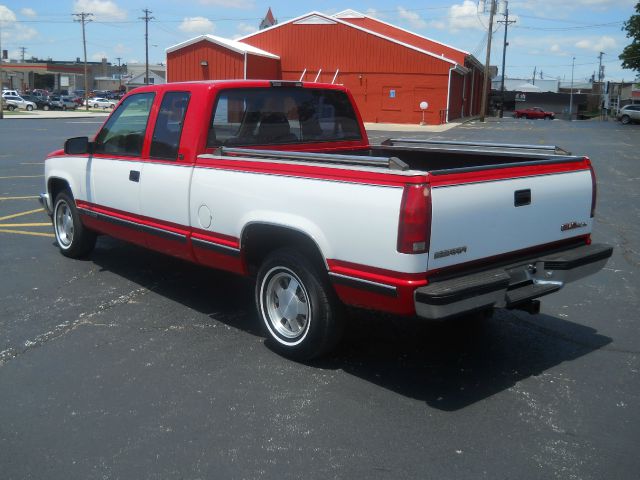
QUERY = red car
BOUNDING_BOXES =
[514,107,555,119]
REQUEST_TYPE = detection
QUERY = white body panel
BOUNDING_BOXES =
[140,163,192,226]
[190,167,429,273]
[88,157,142,214]
[428,170,594,270]
[44,156,90,201]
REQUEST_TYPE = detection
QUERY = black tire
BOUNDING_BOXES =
[26,105,33,111]
[256,248,343,360]
[94,104,99,109]
[621,115,631,125]
[53,189,96,258]
[7,105,15,111]
[43,104,50,111]
[63,105,67,111]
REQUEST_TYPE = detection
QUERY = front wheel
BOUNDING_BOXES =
[26,105,33,111]
[256,249,343,360]
[621,115,631,125]
[43,104,50,111]
[53,190,96,258]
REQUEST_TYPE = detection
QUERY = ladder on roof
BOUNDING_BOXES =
[298,68,340,84]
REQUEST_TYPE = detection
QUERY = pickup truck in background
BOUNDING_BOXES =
[40,80,612,360]
[514,107,555,120]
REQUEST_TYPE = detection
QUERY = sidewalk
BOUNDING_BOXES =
[1,109,110,119]
[364,120,462,132]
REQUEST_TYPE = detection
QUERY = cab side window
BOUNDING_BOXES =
[150,91,190,160]
[94,92,155,157]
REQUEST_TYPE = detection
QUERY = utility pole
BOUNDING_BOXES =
[19,47,27,62]
[597,51,605,119]
[480,0,497,122]
[140,9,154,86]
[116,57,122,91]
[497,2,516,118]
[569,56,575,121]
[73,12,93,111]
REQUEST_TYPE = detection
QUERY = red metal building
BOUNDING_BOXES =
[167,35,280,83]
[166,10,484,125]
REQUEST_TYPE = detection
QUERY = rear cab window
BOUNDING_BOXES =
[208,87,362,147]
[150,91,191,160]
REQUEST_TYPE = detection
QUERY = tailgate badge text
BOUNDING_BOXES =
[434,246,468,259]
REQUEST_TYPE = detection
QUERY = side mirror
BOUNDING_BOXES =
[64,136,92,155]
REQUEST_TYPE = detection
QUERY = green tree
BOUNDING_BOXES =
[620,2,640,74]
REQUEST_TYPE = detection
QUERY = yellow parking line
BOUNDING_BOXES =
[0,222,51,227]
[0,196,39,201]
[0,175,44,179]
[0,208,45,222]
[0,228,54,238]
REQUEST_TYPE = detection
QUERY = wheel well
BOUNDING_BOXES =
[242,224,327,275]
[48,178,70,202]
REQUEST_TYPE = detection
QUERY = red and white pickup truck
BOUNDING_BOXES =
[40,80,612,359]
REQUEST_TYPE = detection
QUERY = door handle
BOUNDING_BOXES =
[129,170,140,182]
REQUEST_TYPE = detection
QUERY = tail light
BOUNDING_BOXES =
[587,159,597,218]
[397,184,431,254]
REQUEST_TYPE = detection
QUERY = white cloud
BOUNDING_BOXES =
[235,22,256,38]
[198,0,254,9]
[397,6,427,30]
[365,8,383,19]
[20,7,37,17]
[73,0,126,21]
[178,17,214,35]
[0,5,17,25]
[13,24,38,41]
[575,36,617,52]
[91,52,109,61]
[449,0,484,32]
[113,43,130,55]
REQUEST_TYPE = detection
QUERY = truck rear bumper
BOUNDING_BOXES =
[414,243,613,320]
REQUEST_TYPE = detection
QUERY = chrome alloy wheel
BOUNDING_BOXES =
[262,268,311,342]
[54,199,74,248]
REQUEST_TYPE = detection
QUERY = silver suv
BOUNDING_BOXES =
[617,104,640,125]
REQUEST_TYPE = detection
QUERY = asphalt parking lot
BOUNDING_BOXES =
[0,117,638,479]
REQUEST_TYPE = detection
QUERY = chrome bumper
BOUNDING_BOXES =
[414,243,613,320]
[39,193,52,216]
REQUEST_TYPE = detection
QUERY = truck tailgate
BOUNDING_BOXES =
[427,162,594,271]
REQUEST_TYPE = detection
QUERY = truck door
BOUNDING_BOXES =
[88,92,155,246]
[139,90,193,260]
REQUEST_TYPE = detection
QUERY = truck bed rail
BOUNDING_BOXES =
[381,138,571,156]
[213,147,410,171]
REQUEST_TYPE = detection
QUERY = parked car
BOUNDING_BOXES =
[85,97,117,109]
[49,96,77,110]
[2,89,21,98]
[21,94,52,111]
[616,104,640,125]
[2,94,37,111]
[514,107,555,120]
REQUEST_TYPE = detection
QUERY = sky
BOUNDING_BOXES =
[0,0,638,84]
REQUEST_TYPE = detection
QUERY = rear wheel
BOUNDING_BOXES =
[7,105,15,111]
[256,249,343,360]
[53,190,96,258]
[26,105,33,111]
[43,104,50,111]
[621,115,631,125]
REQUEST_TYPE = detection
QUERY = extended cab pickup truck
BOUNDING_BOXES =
[40,80,612,359]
